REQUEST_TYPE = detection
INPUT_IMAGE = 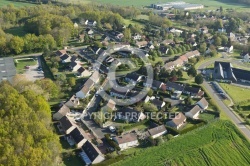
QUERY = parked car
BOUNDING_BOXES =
[109,126,116,132]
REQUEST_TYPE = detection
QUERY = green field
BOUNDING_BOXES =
[113,120,250,166]
[219,83,250,104]
[0,0,34,8]
[58,0,250,10]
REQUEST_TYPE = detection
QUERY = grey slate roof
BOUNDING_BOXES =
[0,57,16,83]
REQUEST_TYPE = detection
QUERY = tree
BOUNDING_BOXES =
[185,96,192,105]
[68,77,76,87]
[220,35,228,46]
[94,41,102,48]
[199,43,207,54]
[195,74,204,84]
[9,36,24,54]
[123,28,131,42]
[147,88,154,97]
[220,6,223,12]
[84,34,90,43]
[214,37,222,46]
[177,69,183,78]
[35,78,60,99]
[168,48,174,55]
[187,66,197,77]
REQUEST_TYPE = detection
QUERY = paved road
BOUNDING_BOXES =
[198,56,250,140]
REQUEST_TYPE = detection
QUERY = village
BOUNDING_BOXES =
[1,1,250,165]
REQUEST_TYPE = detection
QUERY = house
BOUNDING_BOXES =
[53,105,70,120]
[101,35,110,42]
[109,31,124,40]
[85,20,97,26]
[179,55,188,63]
[80,141,105,165]
[242,53,250,62]
[86,28,94,35]
[166,112,186,130]
[60,54,71,63]
[218,28,226,33]
[69,61,81,72]
[90,46,102,55]
[90,71,100,83]
[162,39,174,45]
[148,125,167,139]
[213,61,237,82]
[196,97,209,110]
[192,50,200,57]
[77,67,91,77]
[151,99,166,109]
[55,50,67,57]
[164,62,175,70]
[159,46,169,54]
[70,55,78,62]
[225,45,233,53]
[166,81,185,92]
[167,27,183,34]
[113,133,139,150]
[136,41,148,48]
[185,105,202,119]
[183,86,202,98]
[143,79,164,90]
[78,34,85,42]
[171,91,182,99]
[110,87,129,99]
[199,26,208,34]
[173,59,184,67]
[106,99,116,111]
[184,51,195,59]
[132,33,142,40]
[229,32,236,41]
[125,73,143,85]
[115,107,146,122]
[59,116,76,134]
[65,95,80,108]
[76,79,94,98]
[147,43,155,50]
[68,127,87,148]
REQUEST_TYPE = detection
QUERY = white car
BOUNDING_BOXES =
[109,126,116,132]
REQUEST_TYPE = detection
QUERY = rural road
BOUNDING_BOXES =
[198,56,250,140]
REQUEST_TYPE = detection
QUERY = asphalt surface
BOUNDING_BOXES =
[198,55,250,140]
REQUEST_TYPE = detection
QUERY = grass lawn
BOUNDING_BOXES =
[178,71,195,85]
[15,58,37,74]
[199,112,216,121]
[0,0,35,8]
[4,27,27,37]
[219,83,250,104]
[113,120,250,166]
